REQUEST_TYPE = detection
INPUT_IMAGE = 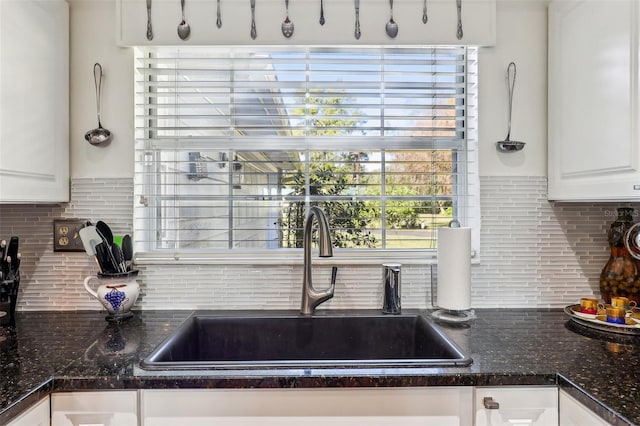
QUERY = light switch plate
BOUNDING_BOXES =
[53,219,88,252]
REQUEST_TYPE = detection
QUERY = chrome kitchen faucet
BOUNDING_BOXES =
[300,206,337,315]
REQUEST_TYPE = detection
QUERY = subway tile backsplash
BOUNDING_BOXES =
[0,177,636,311]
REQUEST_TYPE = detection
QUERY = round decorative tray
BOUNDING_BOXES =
[564,304,640,335]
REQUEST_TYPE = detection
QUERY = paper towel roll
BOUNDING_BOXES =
[437,227,471,311]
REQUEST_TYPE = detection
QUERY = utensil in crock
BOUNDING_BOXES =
[122,234,133,270]
[79,226,104,272]
[79,226,101,256]
[96,221,114,246]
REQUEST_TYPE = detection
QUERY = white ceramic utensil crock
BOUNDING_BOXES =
[84,270,139,321]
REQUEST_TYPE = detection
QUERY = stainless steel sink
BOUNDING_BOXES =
[140,312,472,370]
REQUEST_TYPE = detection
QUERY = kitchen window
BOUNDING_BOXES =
[134,46,479,263]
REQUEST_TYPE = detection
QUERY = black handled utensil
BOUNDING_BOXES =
[5,237,19,278]
[14,253,20,275]
[96,242,116,273]
[112,244,126,273]
[0,240,5,280]
[96,221,114,246]
[6,237,18,262]
[122,234,133,270]
[95,228,119,274]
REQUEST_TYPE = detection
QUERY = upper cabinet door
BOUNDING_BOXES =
[548,0,640,201]
[0,0,69,203]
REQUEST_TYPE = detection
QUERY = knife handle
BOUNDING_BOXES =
[6,237,18,260]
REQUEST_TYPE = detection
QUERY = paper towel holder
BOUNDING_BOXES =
[430,220,476,323]
[430,265,475,323]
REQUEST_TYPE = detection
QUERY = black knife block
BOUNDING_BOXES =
[0,278,19,326]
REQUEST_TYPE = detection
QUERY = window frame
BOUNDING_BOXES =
[133,46,480,265]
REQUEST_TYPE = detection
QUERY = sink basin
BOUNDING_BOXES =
[140,313,472,370]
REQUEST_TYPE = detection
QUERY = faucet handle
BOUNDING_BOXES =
[310,268,336,312]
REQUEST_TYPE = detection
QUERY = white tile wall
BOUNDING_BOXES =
[0,178,133,311]
[0,177,636,311]
[475,177,627,307]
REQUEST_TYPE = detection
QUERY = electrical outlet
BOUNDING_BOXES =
[54,219,88,252]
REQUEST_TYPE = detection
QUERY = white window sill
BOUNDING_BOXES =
[134,249,479,266]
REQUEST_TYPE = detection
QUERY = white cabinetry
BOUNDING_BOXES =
[0,0,69,203]
[51,391,137,426]
[559,390,610,426]
[548,0,640,201]
[5,385,613,426]
[141,387,473,426]
[7,396,50,426]
[474,386,558,426]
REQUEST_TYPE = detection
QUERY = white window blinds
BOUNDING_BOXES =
[134,46,478,259]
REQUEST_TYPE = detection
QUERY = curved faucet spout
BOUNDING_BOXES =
[301,206,336,315]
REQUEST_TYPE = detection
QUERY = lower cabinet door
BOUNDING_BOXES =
[559,390,610,426]
[475,386,558,426]
[142,387,473,426]
[7,396,50,426]
[51,391,137,426]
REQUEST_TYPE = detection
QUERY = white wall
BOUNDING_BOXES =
[478,0,548,176]
[69,0,549,179]
[70,0,134,178]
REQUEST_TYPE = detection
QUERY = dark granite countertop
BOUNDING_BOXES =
[1,309,638,425]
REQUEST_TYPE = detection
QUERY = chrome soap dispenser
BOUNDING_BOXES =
[382,263,401,314]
